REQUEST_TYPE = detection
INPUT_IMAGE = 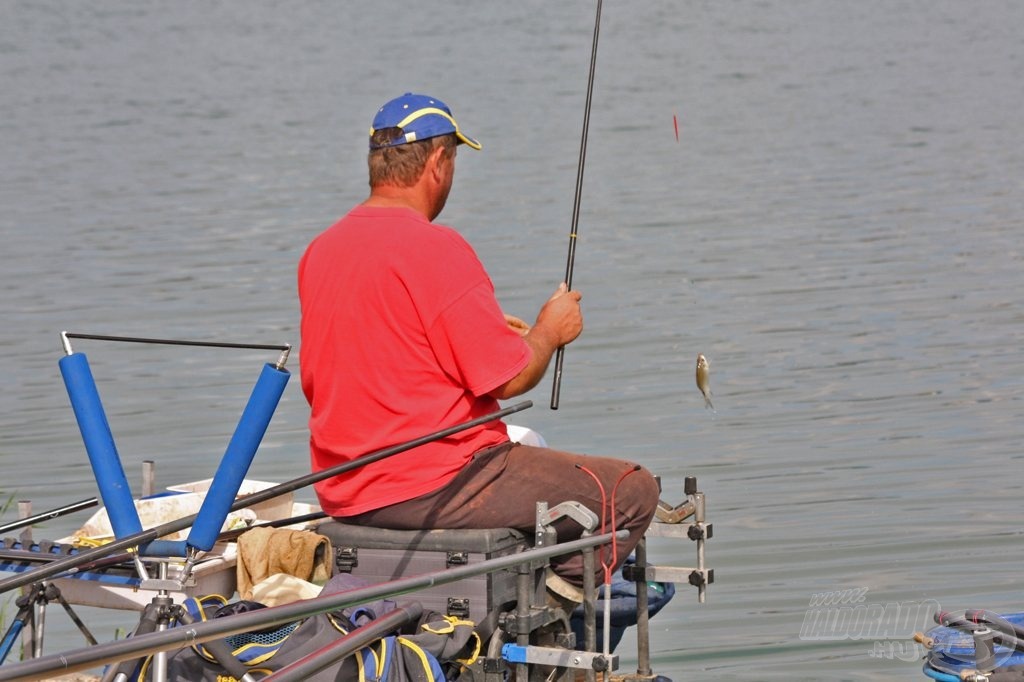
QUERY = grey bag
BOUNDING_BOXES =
[133,574,479,682]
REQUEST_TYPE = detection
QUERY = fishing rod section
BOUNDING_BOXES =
[0,498,97,537]
[60,331,293,370]
[550,0,603,411]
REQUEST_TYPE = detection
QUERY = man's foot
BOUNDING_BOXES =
[546,569,584,603]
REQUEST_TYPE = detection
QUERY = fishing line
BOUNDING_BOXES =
[550,0,603,410]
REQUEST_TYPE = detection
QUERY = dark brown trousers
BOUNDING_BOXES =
[339,442,660,587]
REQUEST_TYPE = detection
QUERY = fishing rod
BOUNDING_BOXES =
[0,497,97,536]
[0,529,626,682]
[216,510,328,543]
[550,0,603,411]
[0,400,532,595]
[0,512,332,576]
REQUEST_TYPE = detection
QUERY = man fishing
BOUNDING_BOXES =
[297,92,659,604]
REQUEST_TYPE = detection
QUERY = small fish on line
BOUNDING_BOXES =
[696,353,713,409]
[673,113,680,142]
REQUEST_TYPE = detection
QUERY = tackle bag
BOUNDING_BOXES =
[129,573,480,682]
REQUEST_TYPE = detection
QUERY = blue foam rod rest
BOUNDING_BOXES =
[143,540,188,558]
[185,363,290,552]
[59,353,144,540]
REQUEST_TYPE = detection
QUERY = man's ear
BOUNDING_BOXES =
[427,146,447,182]
[425,147,442,176]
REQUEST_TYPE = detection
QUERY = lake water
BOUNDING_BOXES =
[2,1,1023,679]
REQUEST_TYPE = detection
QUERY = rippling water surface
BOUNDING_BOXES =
[2,2,1023,679]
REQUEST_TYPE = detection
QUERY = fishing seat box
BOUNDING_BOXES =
[315,521,537,623]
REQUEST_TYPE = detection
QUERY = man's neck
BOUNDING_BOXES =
[363,186,432,219]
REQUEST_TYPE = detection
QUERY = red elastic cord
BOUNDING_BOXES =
[576,463,641,586]
[575,464,612,585]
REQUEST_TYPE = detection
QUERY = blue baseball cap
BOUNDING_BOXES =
[369,93,481,151]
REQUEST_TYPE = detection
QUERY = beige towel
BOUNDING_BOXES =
[236,527,333,600]
[251,573,323,607]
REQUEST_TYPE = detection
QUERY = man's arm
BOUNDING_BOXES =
[489,284,583,400]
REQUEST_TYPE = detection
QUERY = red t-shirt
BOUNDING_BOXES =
[298,206,531,517]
